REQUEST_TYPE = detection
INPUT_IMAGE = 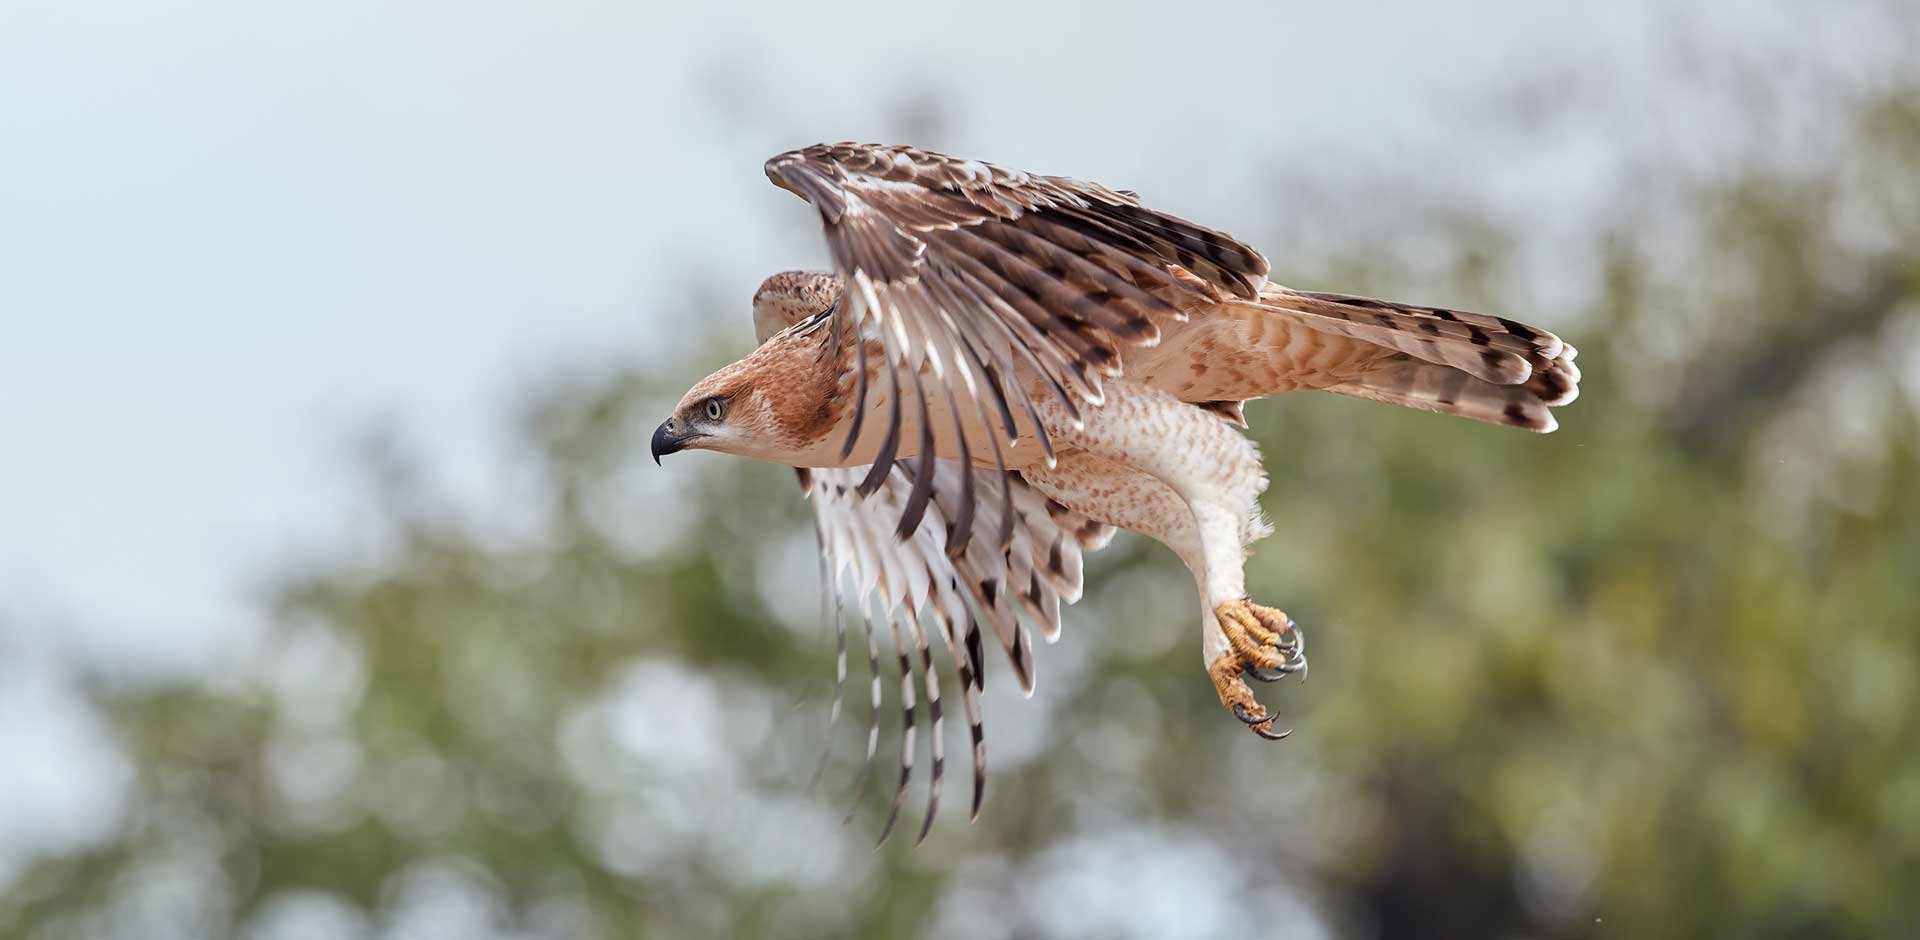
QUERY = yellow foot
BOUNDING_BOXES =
[1209,599,1308,741]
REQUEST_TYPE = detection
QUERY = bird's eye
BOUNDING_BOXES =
[704,398,725,421]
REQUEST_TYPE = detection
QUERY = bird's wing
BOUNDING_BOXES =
[800,460,1111,843]
[766,142,1268,546]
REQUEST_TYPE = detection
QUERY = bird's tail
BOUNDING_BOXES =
[1252,287,1581,432]
[1324,344,1581,432]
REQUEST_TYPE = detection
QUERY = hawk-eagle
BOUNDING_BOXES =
[651,143,1579,841]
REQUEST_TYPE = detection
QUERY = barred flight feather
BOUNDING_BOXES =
[1232,290,1540,386]
[804,458,1109,840]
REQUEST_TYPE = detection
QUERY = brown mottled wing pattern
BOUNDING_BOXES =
[766,142,1268,549]
[804,460,1109,843]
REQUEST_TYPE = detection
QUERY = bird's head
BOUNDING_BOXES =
[652,306,841,467]
[651,354,780,464]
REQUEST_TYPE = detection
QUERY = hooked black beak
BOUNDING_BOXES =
[651,420,689,465]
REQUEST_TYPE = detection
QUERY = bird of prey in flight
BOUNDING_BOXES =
[652,143,1579,841]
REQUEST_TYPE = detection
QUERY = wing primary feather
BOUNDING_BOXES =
[804,513,845,794]
[934,262,1063,459]
[842,603,883,825]
[968,221,1171,339]
[941,384,976,556]
[877,605,917,845]
[932,256,1079,424]
[940,291,1082,456]
[912,608,944,844]
[892,280,987,556]
[831,591,848,726]
[1010,623,1036,695]
[1016,214,1195,308]
[839,322,870,460]
[894,372,938,539]
[798,450,1113,835]
[919,270,1021,446]
[980,364,1022,446]
[1072,201,1266,297]
[966,607,987,692]
[994,467,1018,551]
[933,248,1088,414]
[856,348,904,496]
[924,575,984,823]
[938,586,987,820]
[963,659,986,820]
[932,229,1101,406]
[957,376,1017,554]
[924,271,1025,444]
[941,229,1127,384]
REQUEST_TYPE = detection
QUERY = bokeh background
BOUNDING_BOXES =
[4,1,1919,937]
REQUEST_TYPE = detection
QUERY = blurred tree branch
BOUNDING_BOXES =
[1666,260,1911,451]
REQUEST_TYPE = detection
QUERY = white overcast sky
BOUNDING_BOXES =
[0,0,1905,682]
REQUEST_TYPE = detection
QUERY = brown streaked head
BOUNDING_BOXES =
[653,303,843,467]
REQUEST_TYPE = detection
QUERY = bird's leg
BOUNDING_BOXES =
[1188,497,1305,741]
[1028,381,1309,741]
[1208,599,1306,739]
[1216,599,1306,680]
[1208,655,1282,739]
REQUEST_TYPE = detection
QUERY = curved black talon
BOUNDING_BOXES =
[1263,621,1308,682]
[1232,703,1291,739]
[1245,664,1286,682]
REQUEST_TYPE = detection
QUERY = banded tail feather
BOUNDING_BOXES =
[1206,284,1579,432]
[1238,286,1567,387]
[1324,342,1580,432]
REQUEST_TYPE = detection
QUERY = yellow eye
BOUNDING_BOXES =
[705,398,725,421]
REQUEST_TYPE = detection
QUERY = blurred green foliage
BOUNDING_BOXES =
[5,76,1919,940]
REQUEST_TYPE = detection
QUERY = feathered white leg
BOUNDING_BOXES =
[1029,380,1304,737]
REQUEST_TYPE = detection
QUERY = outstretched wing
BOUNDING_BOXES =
[766,142,1268,548]
[801,460,1112,843]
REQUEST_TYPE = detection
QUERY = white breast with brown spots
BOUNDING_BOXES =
[1022,380,1272,670]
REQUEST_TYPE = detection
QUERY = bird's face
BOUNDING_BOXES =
[654,281,846,468]
[652,326,838,467]
[652,362,767,464]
